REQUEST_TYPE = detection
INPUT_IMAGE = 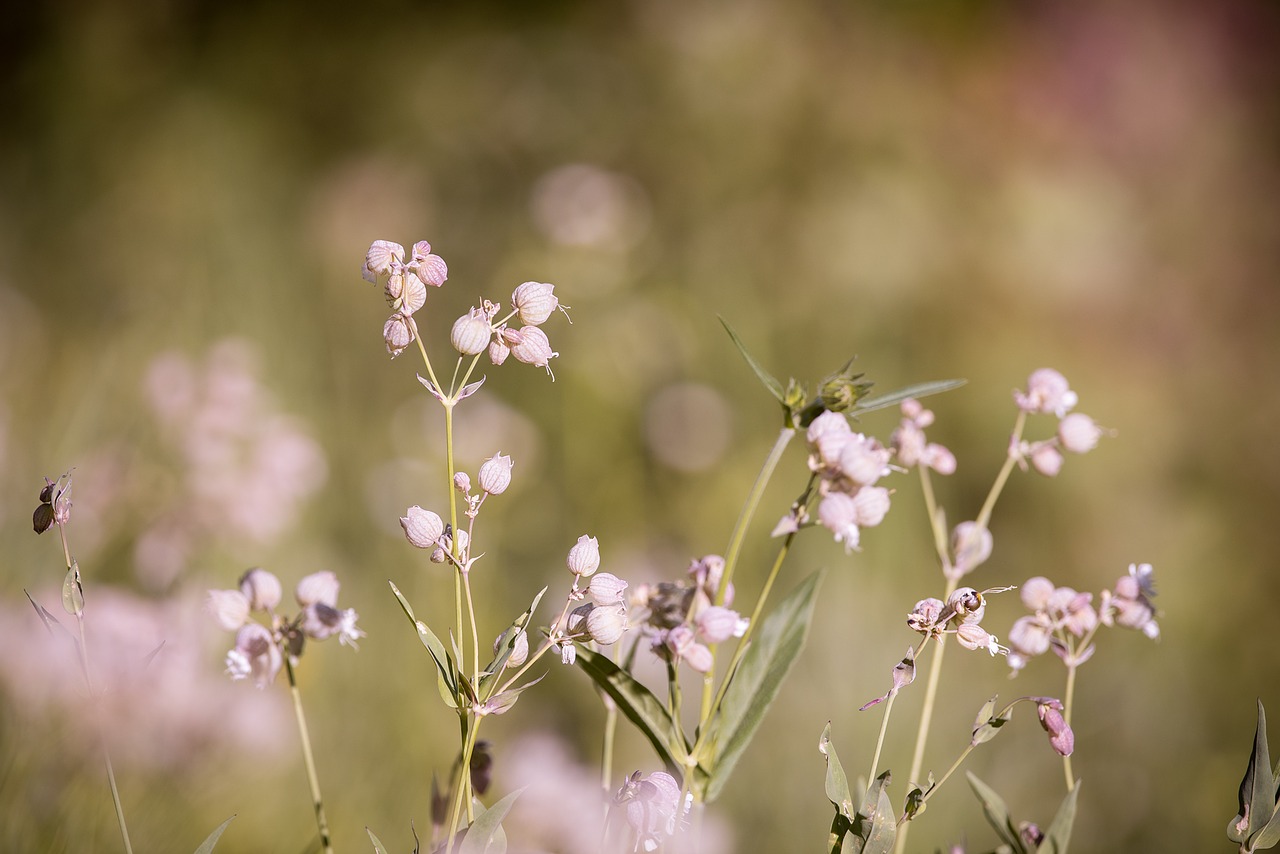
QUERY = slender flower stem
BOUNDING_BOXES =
[284,657,334,854]
[601,693,618,794]
[463,572,481,687]
[975,410,1027,531]
[1062,661,1079,791]
[57,525,133,854]
[447,716,483,846]
[867,690,898,784]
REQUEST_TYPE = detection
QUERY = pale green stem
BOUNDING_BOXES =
[975,410,1027,531]
[601,694,618,794]
[1062,661,1078,791]
[462,572,481,688]
[285,656,335,854]
[867,690,898,785]
[58,524,133,854]
[447,715,483,847]
[900,742,976,826]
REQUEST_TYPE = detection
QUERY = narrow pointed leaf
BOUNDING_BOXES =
[852,379,967,415]
[971,696,1013,746]
[480,587,547,695]
[192,815,236,854]
[24,590,69,639]
[719,317,784,403]
[1252,801,1280,848]
[1233,700,1276,843]
[389,581,459,704]
[573,646,684,776]
[478,674,546,716]
[820,723,854,817]
[458,788,522,854]
[703,570,824,802]
[1036,782,1080,854]
[366,828,390,854]
[967,772,1025,852]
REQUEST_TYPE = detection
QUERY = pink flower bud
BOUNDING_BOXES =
[363,240,404,283]
[488,337,510,366]
[238,567,282,612]
[1020,577,1055,610]
[506,326,558,372]
[1029,443,1063,477]
[1037,699,1074,756]
[1015,368,1078,417]
[694,606,746,644]
[408,241,448,287]
[494,630,529,667]
[511,281,560,326]
[1058,412,1103,454]
[950,522,993,577]
[925,443,957,475]
[454,472,472,494]
[955,622,999,655]
[225,622,282,688]
[478,453,514,495]
[401,506,444,549]
[817,492,860,552]
[451,308,492,356]
[1008,614,1053,658]
[383,314,413,358]
[206,589,250,632]
[851,486,891,527]
[588,572,628,606]
[567,535,601,577]
[296,570,339,608]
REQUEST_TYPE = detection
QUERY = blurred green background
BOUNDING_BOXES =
[2,0,1279,851]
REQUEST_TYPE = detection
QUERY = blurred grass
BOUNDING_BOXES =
[2,0,1279,851]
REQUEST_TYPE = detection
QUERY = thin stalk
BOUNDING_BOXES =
[1062,661,1078,791]
[601,695,618,794]
[463,572,480,687]
[975,410,1027,530]
[867,691,898,785]
[58,525,133,854]
[901,742,976,825]
[284,656,334,854]
[447,716,483,847]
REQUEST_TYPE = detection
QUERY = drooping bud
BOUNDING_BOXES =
[694,606,747,644]
[206,589,251,632]
[587,605,627,645]
[950,522,993,577]
[506,326,558,372]
[401,506,444,549]
[1029,443,1064,477]
[478,453,514,495]
[488,337,510,366]
[454,472,472,494]
[588,572,628,606]
[363,240,404,283]
[1037,699,1074,756]
[511,281,560,326]
[383,314,414,358]
[1058,412,1103,454]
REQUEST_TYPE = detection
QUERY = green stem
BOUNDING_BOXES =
[975,410,1027,530]
[902,742,976,825]
[285,656,334,854]
[463,571,480,688]
[447,715,483,848]
[1062,660,1078,791]
[867,690,898,785]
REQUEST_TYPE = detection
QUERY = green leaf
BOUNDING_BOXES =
[192,815,236,854]
[971,695,1013,746]
[1252,801,1280,849]
[458,788,523,854]
[1232,700,1277,844]
[389,581,459,707]
[62,561,84,616]
[967,772,1027,853]
[820,723,854,817]
[573,646,685,776]
[366,828,389,854]
[480,588,547,695]
[1035,782,1079,854]
[851,379,967,415]
[719,317,785,403]
[703,570,824,802]
[845,770,896,854]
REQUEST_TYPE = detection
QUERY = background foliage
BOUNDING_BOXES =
[2,1,1278,851]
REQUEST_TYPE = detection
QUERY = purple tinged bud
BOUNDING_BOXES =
[926,444,957,475]
[383,314,413,358]
[33,502,54,534]
[300,602,343,640]
[296,570,339,608]
[451,308,492,356]
[955,623,999,655]
[399,272,427,315]
[588,572,628,606]
[478,453,514,495]
[226,622,282,688]
[851,486,891,527]
[907,598,944,633]
[494,630,529,667]
[363,240,404,283]
[206,589,251,632]
[1038,700,1074,756]
[511,281,559,326]
[818,492,861,552]
[430,544,447,563]
[567,535,601,577]
[488,337,510,366]
[239,568,282,612]
[947,587,986,623]
[1008,615,1053,658]
[401,506,444,549]
[408,241,448,287]
[1029,443,1064,477]
[454,472,472,494]
[1058,412,1103,454]
[1015,368,1078,417]
[507,326,558,371]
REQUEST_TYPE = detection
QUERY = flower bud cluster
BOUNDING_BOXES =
[454,284,566,376]
[362,240,448,358]
[206,567,364,688]
[550,536,632,663]
[891,399,956,474]
[628,555,749,674]
[804,411,894,553]
[907,586,1009,657]
[32,472,74,534]
[1005,563,1157,673]
[1011,369,1108,477]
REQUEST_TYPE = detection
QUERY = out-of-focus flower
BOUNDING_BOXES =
[694,606,747,645]
[239,567,282,612]
[1005,576,1107,673]
[1100,562,1160,639]
[1058,412,1104,454]
[817,492,861,552]
[588,572,628,606]
[300,603,365,648]
[478,453,514,495]
[1028,442,1064,477]
[1014,368,1078,417]
[226,623,283,689]
[295,571,339,608]
[892,399,956,474]
[616,770,687,853]
[206,588,250,631]
[949,522,993,578]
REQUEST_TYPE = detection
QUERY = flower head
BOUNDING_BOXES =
[225,622,282,689]
[1014,368,1078,417]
